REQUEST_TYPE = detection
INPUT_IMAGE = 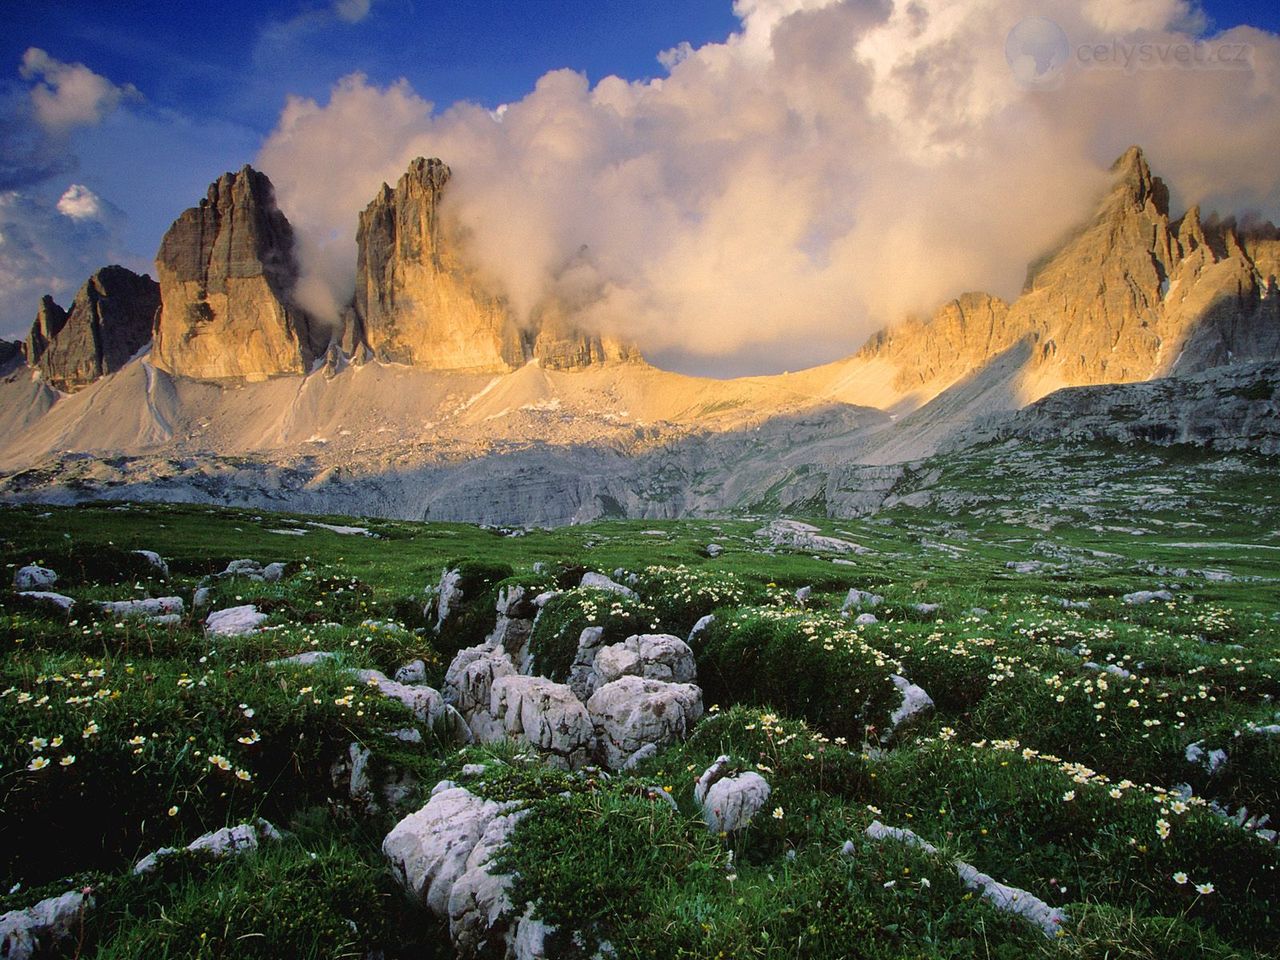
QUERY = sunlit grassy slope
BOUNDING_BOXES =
[2,440,1278,958]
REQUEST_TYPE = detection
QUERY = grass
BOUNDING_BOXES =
[1,438,1278,958]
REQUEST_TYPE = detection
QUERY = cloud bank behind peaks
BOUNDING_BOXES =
[257,0,1280,376]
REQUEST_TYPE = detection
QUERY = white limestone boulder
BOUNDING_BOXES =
[587,676,703,769]
[356,669,471,742]
[98,597,184,622]
[134,819,281,875]
[589,634,696,694]
[13,565,56,591]
[448,809,530,956]
[489,676,594,769]
[205,604,268,636]
[17,592,75,614]
[888,675,934,731]
[435,567,464,630]
[445,647,518,742]
[579,571,638,600]
[694,755,771,833]
[0,890,92,960]
[383,784,516,917]
[132,550,170,578]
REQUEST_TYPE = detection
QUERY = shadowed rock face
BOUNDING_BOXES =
[25,296,68,368]
[956,361,1280,456]
[29,267,160,391]
[350,157,636,371]
[0,339,23,373]
[151,166,320,381]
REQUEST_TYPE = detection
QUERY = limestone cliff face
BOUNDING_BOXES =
[351,158,635,371]
[530,298,639,370]
[1006,145,1278,384]
[857,147,1279,398]
[29,266,160,391]
[152,166,320,381]
[959,361,1280,455]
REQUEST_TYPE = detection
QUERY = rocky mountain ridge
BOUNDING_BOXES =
[1,146,1277,522]
[787,148,1280,414]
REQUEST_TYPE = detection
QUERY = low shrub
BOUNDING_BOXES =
[695,608,903,743]
[630,564,756,635]
[525,588,656,681]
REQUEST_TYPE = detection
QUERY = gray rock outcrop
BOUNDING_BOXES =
[134,819,281,875]
[0,890,93,960]
[384,783,553,957]
[487,675,595,769]
[98,596,184,622]
[578,571,638,599]
[588,634,696,692]
[24,296,68,370]
[587,675,703,769]
[694,756,772,834]
[14,565,56,590]
[205,604,268,636]
[956,361,1280,456]
[0,338,24,373]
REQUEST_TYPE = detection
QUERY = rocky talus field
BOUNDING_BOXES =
[2,440,1278,959]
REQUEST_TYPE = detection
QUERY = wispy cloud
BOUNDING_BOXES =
[333,0,374,24]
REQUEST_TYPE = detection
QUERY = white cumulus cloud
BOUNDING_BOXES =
[56,184,105,221]
[19,47,139,132]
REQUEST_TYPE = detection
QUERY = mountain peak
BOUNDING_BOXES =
[405,156,450,188]
[152,166,319,381]
[25,266,159,391]
[1108,145,1168,216]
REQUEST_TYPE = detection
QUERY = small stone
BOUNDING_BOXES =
[205,605,268,637]
[580,571,638,600]
[13,566,57,591]
[17,591,75,614]
[132,550,170,578]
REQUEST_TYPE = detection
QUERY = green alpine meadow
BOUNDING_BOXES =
[2,440,1278,958]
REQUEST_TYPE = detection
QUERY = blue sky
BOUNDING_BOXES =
[0,1,741,262]
[0,1,742,130]
[2,0,1279,371]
